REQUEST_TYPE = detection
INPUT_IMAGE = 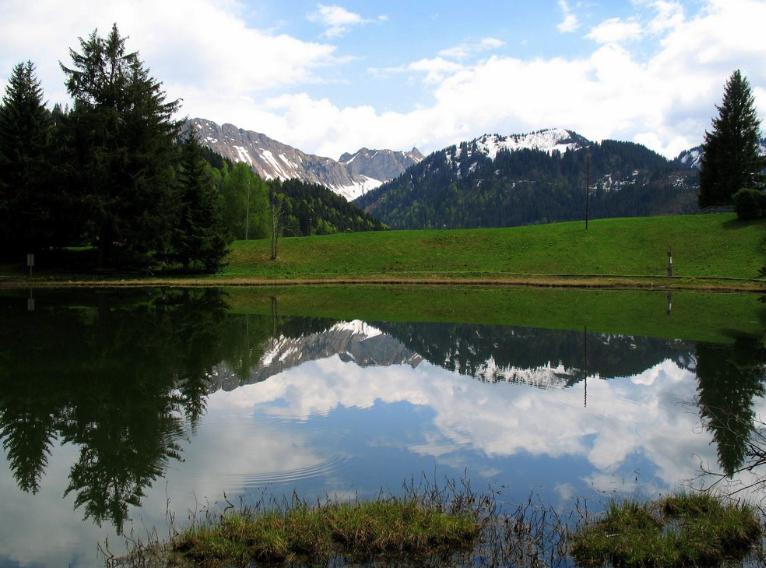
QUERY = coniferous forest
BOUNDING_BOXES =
[0,25,382,273]
[355,139,700,229]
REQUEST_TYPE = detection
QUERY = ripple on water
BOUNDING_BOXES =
[228,454,350,488]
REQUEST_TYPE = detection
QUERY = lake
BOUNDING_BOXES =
[1,285,765,566]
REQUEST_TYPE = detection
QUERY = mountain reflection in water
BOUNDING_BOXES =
[0,287,764,566]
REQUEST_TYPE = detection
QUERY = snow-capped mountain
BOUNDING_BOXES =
[186,118,423,200]
[675,138,766,170]
[356,128,698,229]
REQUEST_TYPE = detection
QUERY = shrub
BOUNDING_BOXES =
[733,187,764,220]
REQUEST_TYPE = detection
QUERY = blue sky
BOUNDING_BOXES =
[249,0,684,110]
[1,0,764,158]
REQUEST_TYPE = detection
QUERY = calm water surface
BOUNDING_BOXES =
[1,287,765,566]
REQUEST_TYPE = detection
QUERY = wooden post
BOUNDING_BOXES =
[667,247,673,277]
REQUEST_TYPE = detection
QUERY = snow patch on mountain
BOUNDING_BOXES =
[331,320,383,339]
[677,147,702,169]
[476,128,584,160]
[476,357,577,389]
[233,145,252,166]
[676,139,766,170]
[332,176,384,201]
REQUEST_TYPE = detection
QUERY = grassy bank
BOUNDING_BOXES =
[173,500,479,566]
[220,213,766,281]
[571,493,762,567]
[2,214,765,290]
[117,489,763,567]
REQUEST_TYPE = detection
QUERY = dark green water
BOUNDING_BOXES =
[0,286,765,566]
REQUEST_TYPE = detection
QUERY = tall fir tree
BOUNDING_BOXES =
[0,61,57,256]
[696,336,766,477]
[61,25,180,267]
[172,131,230,272]
[699,70,765,208]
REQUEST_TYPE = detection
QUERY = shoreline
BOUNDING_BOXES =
[1,274,765,292]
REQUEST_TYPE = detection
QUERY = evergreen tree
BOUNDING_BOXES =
[61,25,180,267]
[696,336,766,477]
[0,61,57,255]
[699,70,765,208]
[172,131,230,272]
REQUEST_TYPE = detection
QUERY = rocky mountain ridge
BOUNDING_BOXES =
[187,118,422,200]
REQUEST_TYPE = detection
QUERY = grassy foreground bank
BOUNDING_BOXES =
[117,489,762,567]
[221,213,766,281]
[1,214,765,290]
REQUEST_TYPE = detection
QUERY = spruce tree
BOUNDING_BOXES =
[61,25,180,267]
[0,61,55,255]
[699,70,765,208]
[172,131,230,272]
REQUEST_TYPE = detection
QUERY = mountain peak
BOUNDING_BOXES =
[185,118,421,201]
[338,146,425,185]
[471,128,588,160]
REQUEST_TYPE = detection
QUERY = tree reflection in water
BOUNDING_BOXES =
[2,288,766,531]
[0,289,275,532]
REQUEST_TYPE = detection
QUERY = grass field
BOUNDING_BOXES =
[1,213,764,289]
[220,213,766,280]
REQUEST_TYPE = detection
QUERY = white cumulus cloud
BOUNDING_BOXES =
[1,0,765,161]
[587,17,644,44]
[307,3,372,38]
[557,0,579,32]
[438,37,506,60]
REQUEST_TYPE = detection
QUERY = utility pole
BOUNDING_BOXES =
[585,153,591,230]
[244,177,251,241]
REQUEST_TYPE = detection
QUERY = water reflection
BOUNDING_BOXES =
[696,335,766,478]
[0,288,765,566]
[0,289,232,531]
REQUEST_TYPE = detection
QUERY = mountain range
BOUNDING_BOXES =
[187,118,423,200]
[354,128,700,229]
[189,118,727,230]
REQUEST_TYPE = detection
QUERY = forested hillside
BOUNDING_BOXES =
[273,179,385,236]
[355,133,699,229]
[201,152,385,239]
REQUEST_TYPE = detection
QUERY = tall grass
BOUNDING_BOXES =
[106,484,764,567]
